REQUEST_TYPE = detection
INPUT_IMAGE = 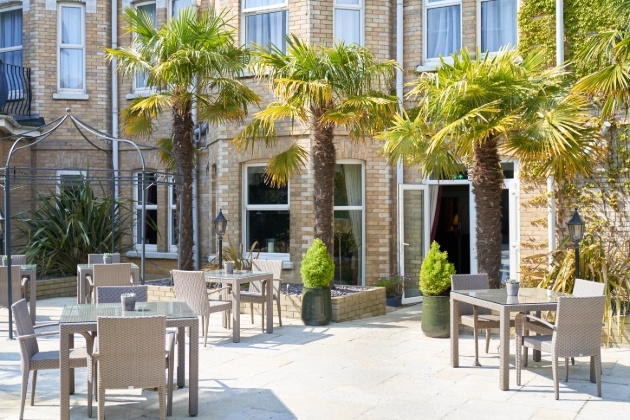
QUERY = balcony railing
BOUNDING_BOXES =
[0,60,32,117]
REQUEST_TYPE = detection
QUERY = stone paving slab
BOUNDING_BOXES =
[0,297,629,419]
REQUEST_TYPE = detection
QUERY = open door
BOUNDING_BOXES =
[398,184,431,304]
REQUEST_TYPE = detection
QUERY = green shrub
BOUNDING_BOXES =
[420,241,455,296]
[301,238,334,289]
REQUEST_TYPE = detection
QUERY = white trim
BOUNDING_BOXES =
[134,172,158,252]
[168,177,178,253]
[422,0,462,66]
[57,3,86,94]
[53,92,89,100]
[333,0,364,46]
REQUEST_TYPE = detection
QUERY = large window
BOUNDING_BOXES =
[243,0,288,52]
[424,0,461,62]
[134,1,156,92]
[243,165,290,254]
[333,0,363,46]
[480,0,517,53]
[333,162,364,286]
[58,3,85,92]
[0,7,22,67]
[135,172,158,250]
[57,170,85,198]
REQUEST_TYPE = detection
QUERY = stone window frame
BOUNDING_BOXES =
[333,0,364,46]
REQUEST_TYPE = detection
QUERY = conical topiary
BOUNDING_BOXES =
[420,241,455,296]
[301,238,335,289]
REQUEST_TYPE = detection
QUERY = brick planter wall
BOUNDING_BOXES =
[36,277,76,299]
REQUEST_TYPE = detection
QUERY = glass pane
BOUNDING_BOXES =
[136,173,158,204]
[333,210,362,285]
[171,208,179,246]
[500,188,510,283]
[171,0,188,18]
[247,166,288,205]
[481,0,517,52]
[336,0,359,4]
[334,10,361,45]
[246,210,290,252]
[245,11,287,51]
[61,7,82,44]
[137,209,158,244]
[60,49,84,89]
[138,2,157,24]
[0,50,22,67]
[427,5,461,59]
[334,164,362,206]
[244,0,285,9]
[0,9,22,49]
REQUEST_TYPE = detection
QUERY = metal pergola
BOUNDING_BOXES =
[1,109,180,338]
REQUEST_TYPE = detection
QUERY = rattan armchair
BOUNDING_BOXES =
[172,269,232,347]
[1,254,30,301]
[1,265,22,314]
[12,299,92,420]
[244,259,284,331]
[515,295,605,399]
[95,285,148,303]
[87,263,133,303]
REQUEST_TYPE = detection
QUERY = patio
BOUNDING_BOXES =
[1,297,629,419]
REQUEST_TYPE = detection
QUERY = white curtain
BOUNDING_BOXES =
[0,9,22,66]
[334,9,361,45]
[481,0,517,52]
[342,165,362,252]
[245,11,287,51]
[134,3,156,90]
[60,7,83,90]
[427,5,461,59]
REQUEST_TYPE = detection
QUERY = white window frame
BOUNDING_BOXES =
[422,0,462,67]
[168,178,178,253]
[56,170,86,196]
[57,3,86,94]
[242,0,288,52]
[333,0,364,46]
[133,1,156,94]
[134,172,159,252]
[242,163,290,257]
[477,0,518,54]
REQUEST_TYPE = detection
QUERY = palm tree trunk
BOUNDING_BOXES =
[312,111,336,256]
[472,137,503,288]
[172,101,195,270]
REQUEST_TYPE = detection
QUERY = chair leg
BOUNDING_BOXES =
[515,337,522,386]
[167,355,174,416]
[552,356,560,400]
[276,296,282,327]
[565,357,570,382]
[30,370,37,406]
[250,303,254,325]
[261,303,265,333]
[485,329,491,353]
[98,384,106,420]
[595,352,602,397]
[472,326,480,366]
[159,385,166,420]
[203,315,209,347]
[19,369,29,420]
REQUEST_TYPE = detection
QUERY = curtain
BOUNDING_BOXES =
[342,164,362,253]
[430,185,442,242]
[245,11,287,51]
[134,4,156,89]
[481,0,517,52]
[60,7,83,90]
[0,9,22,66]
[427,5,461,59]
[334,9,361,45]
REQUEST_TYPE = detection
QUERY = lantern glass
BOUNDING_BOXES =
[567,209,585,243]
[214,209,228,237]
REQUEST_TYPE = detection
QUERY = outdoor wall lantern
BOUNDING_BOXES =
[567,208,585,280]
[214,209,228,270]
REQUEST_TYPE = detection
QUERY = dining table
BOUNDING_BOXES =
[450,287,565,391]
[203,269,273,343]
[76,263,140,304]
[59,301,199,419]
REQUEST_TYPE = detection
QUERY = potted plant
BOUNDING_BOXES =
[375,273,407,307]
[103,253,112,264]
[505,279,520,296]
[1,255,7,266]
[420,241,456,338]
[300,238,335,326]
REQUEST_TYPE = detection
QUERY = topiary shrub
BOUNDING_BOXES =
[300,238,334,289]
[420,241,455,296]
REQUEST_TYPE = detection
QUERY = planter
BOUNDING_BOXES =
[386,295,402,307]
[421,295,450,338]
[301,286,332,326]
[103,256,112,264]
[506,283,520,296]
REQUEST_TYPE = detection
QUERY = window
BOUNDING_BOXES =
[134,1,156,92]
[171,0,190,18]
[480,0,517,53]
[333,0,362,46]
[0,7,22,67]
[168,178,178,252]
[58,4,85,92]
[135,172,158,250]
[243,165,290,254]
[57,170,85,198]
[424,0,461,62]
[243,0,288,52]
[333,162,364,286]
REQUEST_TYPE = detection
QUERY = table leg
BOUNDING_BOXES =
[60,327,71,420]
[533,310,542,362]
[499,308,510,391]
[233,283,241,343]
[189,318,199,416]
[77,271,82,304]
[266,276,273,334]
[177,326,185,388]
[450,297,460,368]
[29,273,36,324]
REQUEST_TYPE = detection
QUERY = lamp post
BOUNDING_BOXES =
[0,209,4,256]
[567,208,585,280]
[213,209,228,270]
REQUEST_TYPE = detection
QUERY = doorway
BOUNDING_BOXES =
[433,185,471,274]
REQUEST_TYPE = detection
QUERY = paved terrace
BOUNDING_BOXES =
[1,297,629,419]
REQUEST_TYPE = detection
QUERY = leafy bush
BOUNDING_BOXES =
[375,273,409,297]
[14,180,133,277]
[420,241,455,296]
[301,238,334,289]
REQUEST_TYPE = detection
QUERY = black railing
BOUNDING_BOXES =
[0,60,32,117]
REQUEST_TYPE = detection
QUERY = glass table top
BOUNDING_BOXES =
[60,301,197,323]
[203,269,269,280]
[451,287,565,305]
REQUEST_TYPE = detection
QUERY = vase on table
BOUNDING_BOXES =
[506,282,520,297]
[121,293,136,311]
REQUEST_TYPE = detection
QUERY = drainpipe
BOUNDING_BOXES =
[111,0,119,201]
[192,101,199,269]
[396,0,404,274]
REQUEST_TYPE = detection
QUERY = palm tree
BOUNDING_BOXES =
[380,48,601,288]
[234,36,399,254]
[105,7,259,270]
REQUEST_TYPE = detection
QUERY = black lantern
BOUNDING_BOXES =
[567,209,585,279]
[213,209,228,269]
[0,209,5,256]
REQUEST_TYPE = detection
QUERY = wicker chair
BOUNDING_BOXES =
[515,295,605,399]
[11,299,92,420]
[520,279,605,368]
[87,263,133,303]
[172,269,232,347]
[1,265,22,314]
[243,259,284,331]
[451,273,514,366]
[92,316,172,420]
[1,254,30,300]
[95,285,148,304]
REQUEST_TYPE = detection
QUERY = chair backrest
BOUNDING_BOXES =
[251,259,284,295]
[450,274,490,316]
[573,279,605,297]
[93,263,132,288]
[554,295,605,356]
[88,253,121,264]
[11,298,38,362]
[0,265,22,309]
[172,270,210,315]
[1,254,26,265]
[96,285,148,304]
[96,316,166,389]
